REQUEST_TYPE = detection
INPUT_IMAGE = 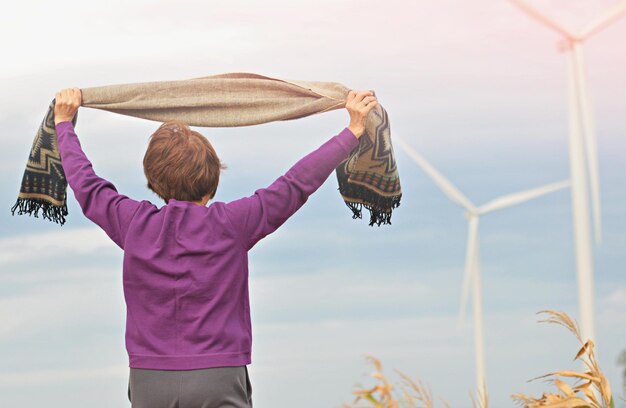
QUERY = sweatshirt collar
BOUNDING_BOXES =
[167,198,204,207]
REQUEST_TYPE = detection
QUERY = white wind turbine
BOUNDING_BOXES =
[395,137,570,397]
[510,0,626,342]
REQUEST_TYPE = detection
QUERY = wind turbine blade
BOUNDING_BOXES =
[572,43,603,244]
[458,216,480,328]
[510,0,577,39]
[579,1,626,39]
[395,137,476,212]
[478,180,570,215]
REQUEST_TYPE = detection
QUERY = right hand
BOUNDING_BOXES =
[346,90,378,139]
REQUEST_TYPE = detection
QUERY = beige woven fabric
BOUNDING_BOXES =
[81,72,349,127]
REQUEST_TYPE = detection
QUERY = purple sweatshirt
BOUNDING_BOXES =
[55,120,359,370]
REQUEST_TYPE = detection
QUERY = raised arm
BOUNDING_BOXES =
[54,88,142,249]
[223,90,378,250]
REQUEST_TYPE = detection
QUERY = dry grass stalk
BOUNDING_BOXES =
[342,355,485,408]
[470,380,488,408]
[510,310,615,408]
[342,356,400,408]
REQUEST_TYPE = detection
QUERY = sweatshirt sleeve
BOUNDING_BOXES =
[223,127,359,251]
[55,121,142,249]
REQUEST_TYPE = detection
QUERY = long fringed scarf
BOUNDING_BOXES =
[11,72,401,226]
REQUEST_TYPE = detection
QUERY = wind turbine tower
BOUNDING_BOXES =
[510,0,626,343]
[396,137,570,398]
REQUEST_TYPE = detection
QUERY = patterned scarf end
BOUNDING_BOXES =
[10,197,68,226]
[343,194,402,227]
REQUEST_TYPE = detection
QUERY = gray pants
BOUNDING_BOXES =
[128,365,252,408]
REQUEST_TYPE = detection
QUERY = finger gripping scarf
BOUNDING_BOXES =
[11,72,401,226]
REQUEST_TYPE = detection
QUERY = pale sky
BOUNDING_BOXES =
[1,0,625,407]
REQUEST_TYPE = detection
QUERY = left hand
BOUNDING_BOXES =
[54,88,82,125]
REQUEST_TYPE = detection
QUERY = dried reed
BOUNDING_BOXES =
[341,310,620,408]
[511,310,615,408]
[341,355,484,408]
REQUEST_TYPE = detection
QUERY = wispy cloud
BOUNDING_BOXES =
[0,279,123,340]
[0,365,127,387]
[0,227,116,265]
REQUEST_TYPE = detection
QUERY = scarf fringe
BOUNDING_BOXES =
[341,188,402,226]
[337,168,402,226]
[10,197,68,226]
[344,196,401,226]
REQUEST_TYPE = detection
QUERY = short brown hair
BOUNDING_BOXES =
[143,120,226,203]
